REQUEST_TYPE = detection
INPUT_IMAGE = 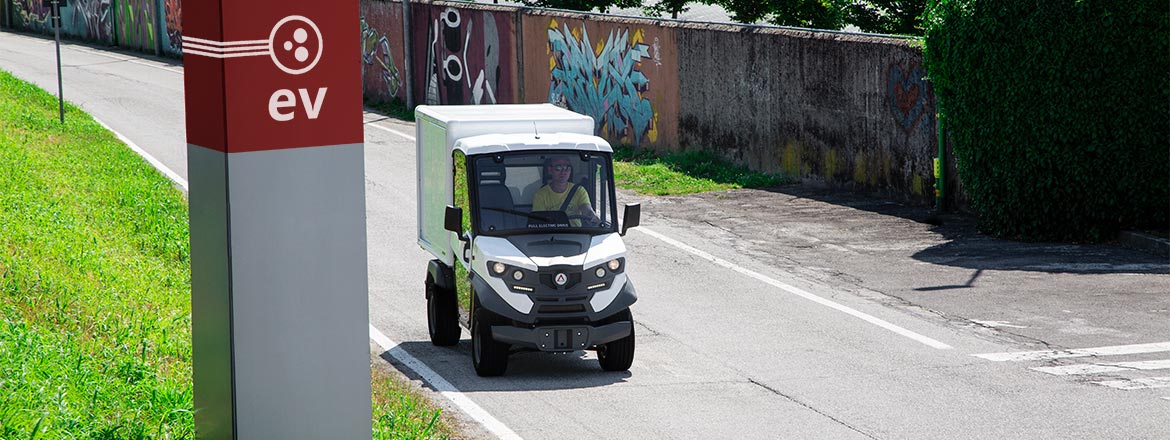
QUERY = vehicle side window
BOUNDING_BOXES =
[453,151,472,237]
[452,150,472,310]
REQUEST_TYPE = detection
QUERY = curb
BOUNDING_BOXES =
[1119,230,1170,258]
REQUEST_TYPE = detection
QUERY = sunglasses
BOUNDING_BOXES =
[549,164,571,171]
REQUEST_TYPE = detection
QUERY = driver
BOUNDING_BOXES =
[532,157,598,227]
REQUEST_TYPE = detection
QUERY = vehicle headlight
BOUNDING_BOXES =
[492,262,506,275]
[512,270,524,281]
[607,259,621,271]
[595,267,606,278]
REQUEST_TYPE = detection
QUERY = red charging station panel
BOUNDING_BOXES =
[183,1,362,153]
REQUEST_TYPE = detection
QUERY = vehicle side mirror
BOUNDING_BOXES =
[444,205,464,237]
[620,203,640,236]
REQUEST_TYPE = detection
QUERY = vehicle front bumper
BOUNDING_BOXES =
[491,321,632,352]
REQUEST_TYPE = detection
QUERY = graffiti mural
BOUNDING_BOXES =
[420,7,509,105]
[163,0,182,54]
[887,63,930,135]
[67,0,112,42]
[11,0,52,33]
[116,0,155,51]
[547,19,658,144]
[361,16,402,98]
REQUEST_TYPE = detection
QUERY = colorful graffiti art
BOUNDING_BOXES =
[116,0,155,51]
[12,0,52,31]
[164,0,181,53]
[887,63,930,135]
[69,0,113,42]
[361,16,402,98]
[547,20,657,144]
[423,8,502,105]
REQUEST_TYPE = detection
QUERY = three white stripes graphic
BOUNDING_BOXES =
[181,36,270,59]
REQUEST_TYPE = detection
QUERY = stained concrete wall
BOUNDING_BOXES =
[677,25,945,204]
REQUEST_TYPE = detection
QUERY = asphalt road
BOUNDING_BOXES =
[3,31,1168,439]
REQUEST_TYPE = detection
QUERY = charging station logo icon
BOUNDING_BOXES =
[269,16,323,75]
[182,15,323,76]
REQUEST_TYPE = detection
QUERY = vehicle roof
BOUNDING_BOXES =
[416,104,592,124]
[455,132,613,156]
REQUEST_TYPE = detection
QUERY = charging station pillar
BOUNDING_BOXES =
[182,2,370,438]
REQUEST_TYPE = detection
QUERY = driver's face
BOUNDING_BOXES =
[548,159,571,183]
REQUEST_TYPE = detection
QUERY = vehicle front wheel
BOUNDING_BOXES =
[472,309,509,376]
[598,309,635,372]
[426,275,460,346]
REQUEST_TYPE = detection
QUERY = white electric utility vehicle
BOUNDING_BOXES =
[416,104,641,376]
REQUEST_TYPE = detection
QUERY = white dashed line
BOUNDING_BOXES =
[1093,376,1170,390]
[974,342,1170,362]
[1030,359,1170,376]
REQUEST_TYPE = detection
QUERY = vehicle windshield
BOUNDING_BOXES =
[473,151,617,236]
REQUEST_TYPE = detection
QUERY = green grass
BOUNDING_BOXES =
[0,69,453,439]
[612,146,792,195]
[365,97,415,122]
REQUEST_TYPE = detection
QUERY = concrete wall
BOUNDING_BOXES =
[677,25,944,204]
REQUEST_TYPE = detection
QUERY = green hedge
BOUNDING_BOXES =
[924,0,1169,241]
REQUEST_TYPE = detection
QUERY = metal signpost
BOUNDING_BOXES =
[182,1,370,439]
[43,0,65,122]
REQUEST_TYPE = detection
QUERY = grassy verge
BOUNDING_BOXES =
[612,146,791,195]
[0,69,453,439]
[365,96,416,122]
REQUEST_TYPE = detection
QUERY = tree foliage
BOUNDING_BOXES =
[705,0,847,29]
[924,0,1169,240]
[846,1,926,35]
[522,0,641,13]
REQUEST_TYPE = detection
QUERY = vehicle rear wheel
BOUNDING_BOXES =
[472,308,509,376]
[426,274,460,346]
[598,309,635,372]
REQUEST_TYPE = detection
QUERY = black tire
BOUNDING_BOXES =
[598,309,635,372]
[471,308,509,376]
[426,275,460,346]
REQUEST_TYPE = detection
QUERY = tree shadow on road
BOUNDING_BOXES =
[746,185,1170,275]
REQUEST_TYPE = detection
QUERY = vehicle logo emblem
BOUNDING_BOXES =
[554,273,568,286]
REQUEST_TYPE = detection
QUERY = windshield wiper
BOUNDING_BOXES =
[481,207,553,222]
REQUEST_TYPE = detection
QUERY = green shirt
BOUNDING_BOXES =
[533,185,590,226]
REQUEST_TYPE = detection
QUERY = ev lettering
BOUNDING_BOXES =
[268,87,328,122]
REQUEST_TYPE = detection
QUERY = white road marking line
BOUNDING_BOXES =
[369,325,522,440]
[974,341,1170,362]
[1030,359,1170,376]
[1093,376,1170,390]
[91,116,188,191]
[366,120,415,140]
[69,46,184,74]
[634,227,953,350]
[971,320,1029,329]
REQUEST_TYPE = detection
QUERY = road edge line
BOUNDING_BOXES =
[91,116,189,192]
[635,226,953,350]
[365,120,416,141]
[369,325,523,440]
